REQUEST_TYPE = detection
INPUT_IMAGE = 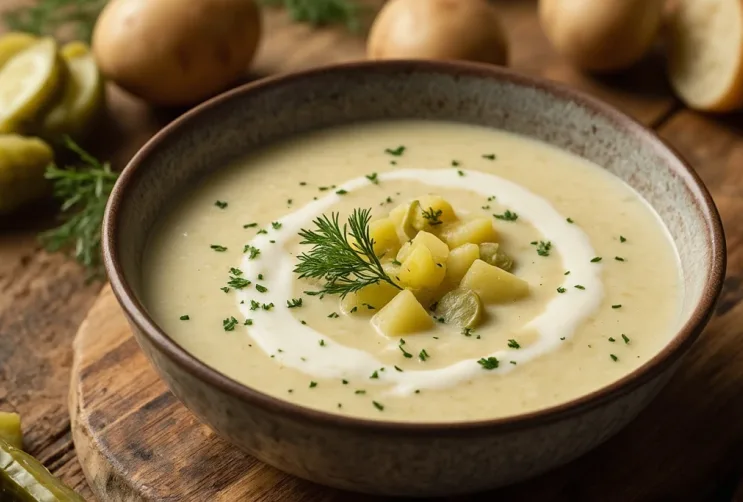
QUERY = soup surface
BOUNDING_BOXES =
[142,120,682,422]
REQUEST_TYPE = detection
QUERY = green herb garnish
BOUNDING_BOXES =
[370,370,379,379]
[566,217,574,224]
[179,315,190,321]
[244,245,261,259]
[421,207,444,226]
[418,349,430,361]
[507,339,520,349]
[272,221,282,230]
[365,172,380,184]
[372,401,385,411]
[612,304,622,309]
[534,241,552,257]
[557,287,566,293]
[610,354,619,362]
[477,357,499,370]
[243,223,258,228]
[494,210,518,221]
[309,381,318,388]
[227,276,251,290]
[256,284,268,293]
[294,209,402,298]
[223,317,239,331]
[336,189,348,195]
[215,200,228,209]
[574,285,586,290]
[385,146,406,156]
[482,154,496,160]
[211,245,228,252]
[622,334,630,344]
[591,257,602,263]
[615,256,625,262]
[287,298,303,308]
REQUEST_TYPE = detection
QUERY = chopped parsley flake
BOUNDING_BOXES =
[566,217,574,224]
[220,287,230,293]
[575,285,586,290]
[223,316,239,331]
[243,222,258,228]
[615,256,625,262]
[350,306,358,313]
[227,276,251,289]
[418,349,430,361]
[179,315,190,321]
[287,298,303,308]
[309,381,317,388]
[210,244,228,252]
[214,200,228,209]
[457,170,465,176]
[257,229,268,235]
[319,186,330,191]
[620,235,627,243]
[261,302,274,311]
[299,181,307,186]
[250,300,261,310]
[612,304,622,309]
[370,370,379,379]
[591,257,603,263]
[399,343,413,359]
[342,379,349,384]
[451,160,460,167]
[462,327,473,337]
[610,354,619,362]
[319,339,326,346]
[482,154,496,160]
[622,334,630,344]
[336,189,348,195]
[394,365,403,372]
[487,195,496,201]
[244,245,260,259]
[478,357,499,370]
[365,172,380,184]
[255,284,268,293]
[355,390,366,395]
[533,240,552,257]
[271,221,282,230]
[244,319,253,326]
[385,146,406,156]
[482,205,491,210]
[608,337,616,342]
[507,339,521,349]
[328,312,339,318]
[372,401,385,411]
[258,274,264,280]
[422,207,444,226]
[494,210,518,221]
[557,287,566,293]
[363,303,376,310]
[391,259,401,266]
[229,267,243,276]
[564,271,571,275]
[510,361,517,365]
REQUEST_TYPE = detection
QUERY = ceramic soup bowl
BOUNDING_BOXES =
[103,60,725,497]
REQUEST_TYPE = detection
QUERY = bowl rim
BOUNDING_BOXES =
[103,59,726,436]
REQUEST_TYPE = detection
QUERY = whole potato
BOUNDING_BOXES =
[539,0,663,72]
[368,0,509,66]
[92,0,261,107]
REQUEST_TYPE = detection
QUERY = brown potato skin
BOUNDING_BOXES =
[539,0,663,73]
[367,0,509,66]
[92,0,261,107]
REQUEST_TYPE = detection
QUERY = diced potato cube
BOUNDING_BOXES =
[460,259,529,303]
[396,240,413,262]
[388,202,409,228]
[371,289,434,337]
[416,194,457,226]
[341,280,400,315]
[445,243,480,285]
[399,244,446,289]
[369,218,400,258]
[411,231,449,261]
[441,218,498,249]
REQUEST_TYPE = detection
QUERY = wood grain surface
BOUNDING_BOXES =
[1,0,742,500]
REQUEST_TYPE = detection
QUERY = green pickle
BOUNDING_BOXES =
[0,135,54,214]
[436,288,484,329]
[479,242,514,272]
[401,200,421,239]
[0,437,85,501]
[0,413,22,450]
[0,33,38,69]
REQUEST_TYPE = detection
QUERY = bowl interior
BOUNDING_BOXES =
[109,61,722,406]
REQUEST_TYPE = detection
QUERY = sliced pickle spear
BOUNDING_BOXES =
[401,200,420,239]
[479,242,514,272]
[0,412,22,450]
[435,288,484,329]
[0,33,37,69]
[0,437,85,501]
[41,42,105,140]
[0,39,63,134]
[0,135,54,214]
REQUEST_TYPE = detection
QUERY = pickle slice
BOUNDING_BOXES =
[435,288,484,329]
[0,135,54,214]
[41,42,105,141]
[0,438,85,501]
[479,242,514,272]
[0,39,63,134]
[0,412,22,450]
[0,33,37,69]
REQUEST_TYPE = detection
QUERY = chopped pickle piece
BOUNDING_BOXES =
[0,33,37,69]
[479,242,514,271]
[399,244,446,289]
[401,196,457,236]
[341,280,400,315]
[396,240,413,263]
[0,39,63,134]
[0,412,22,450]
[445,243,480,285]
[0,437,85,501]
[371,289,433,336]
[435,288,484,329]
[441,217,498,249]
[41,42,105,141]
[460,259,529,303]
[401,200,421,238]
[0,135,54,214]
[368,217,400,258]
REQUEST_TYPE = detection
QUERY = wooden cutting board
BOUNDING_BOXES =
[67,2,743,501]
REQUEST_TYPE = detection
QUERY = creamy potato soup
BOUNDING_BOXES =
[142,121,682,422]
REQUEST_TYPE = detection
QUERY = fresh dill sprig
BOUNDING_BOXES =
[39,137,118,278]
[258,0,362,30]
[294,208,402,298]
[2,0,107,41]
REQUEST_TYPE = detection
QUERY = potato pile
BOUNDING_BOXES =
[0,34,105,213]
[341,195,529,337]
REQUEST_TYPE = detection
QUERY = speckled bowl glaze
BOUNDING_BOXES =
[103,60,725,497]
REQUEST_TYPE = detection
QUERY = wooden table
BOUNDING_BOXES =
[2,1,743,500]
